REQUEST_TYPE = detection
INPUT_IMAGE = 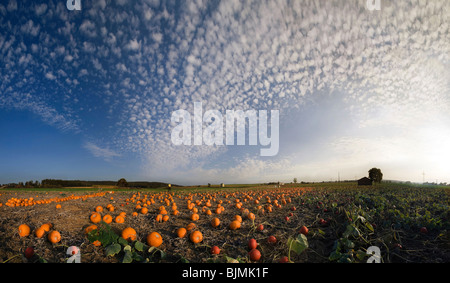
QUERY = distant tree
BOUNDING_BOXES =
[293,178,298,183]
[117,178,128,187]
[368,168,383,183]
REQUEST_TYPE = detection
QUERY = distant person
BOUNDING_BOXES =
[167,184,171,192]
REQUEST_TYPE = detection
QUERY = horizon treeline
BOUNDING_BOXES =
[0,179,171,189]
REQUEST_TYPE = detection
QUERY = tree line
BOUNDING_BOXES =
[1,178,171,189]
[1,180,42,188]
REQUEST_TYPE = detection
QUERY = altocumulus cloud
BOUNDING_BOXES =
[0,0,448,184]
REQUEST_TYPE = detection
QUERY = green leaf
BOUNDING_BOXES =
[288,234,308,255]
[122,250,133,263]
[118,237,128,246]
[87,222,119,247]
[329,250,342,261]
[343,224,360,238]
[105,243,121,257]
[123,245,132,252]
[132,252,144,262]
[134,241,145,252]
[297,233,309,247]
[158,249,167,260]
[225,256,239,263]
[340,238,354,249]
[87,229,100,243]
[179,256,190,263]
[148,246,166,260]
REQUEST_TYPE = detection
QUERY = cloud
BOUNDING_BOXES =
[125,39,140,51]
[0,91,79,132]
[64,54,74,62]
[116,0,128,6]
[7,0,17,12]
[20,19,40,36]
[34,3,47,16]
[96,0,107,10]
[126,0,448,181]
[82,41,96,53]
[143,8,153,20]
[151,33,163,43]
[83,142,121,161]
[45,72,56,80]
[1,0,449,183]
[79,20,97,37]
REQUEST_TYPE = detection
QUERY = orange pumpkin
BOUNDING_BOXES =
[102,214,113,224]
[115,215,125,224]
[190,230,203,243]
[177,228,187,238]
[190,213,200,221]
[211,217,220,228]
[121,227,137,241]
[48,230,61,243]
[90,212,102,224]
[35,227,45,238]
[229,220,241,230]
[146,232,163,247]
[18,224,31,237]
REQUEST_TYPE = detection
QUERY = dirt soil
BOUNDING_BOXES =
[0,188,328,263]
[1,187,448,263]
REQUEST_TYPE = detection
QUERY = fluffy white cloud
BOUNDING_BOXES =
[151,33,163,43]
[125,39,140,51]
[79,20,97,37]
[45,72,56,80]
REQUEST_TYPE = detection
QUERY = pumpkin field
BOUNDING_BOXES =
[0,183,448,263]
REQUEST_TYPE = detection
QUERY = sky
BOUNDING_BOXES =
[0,0,449,185]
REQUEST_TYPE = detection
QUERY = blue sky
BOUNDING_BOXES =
[1,0,449,185]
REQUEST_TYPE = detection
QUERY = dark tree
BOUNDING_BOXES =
[117,178,129,187]
[368,168,383,183]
